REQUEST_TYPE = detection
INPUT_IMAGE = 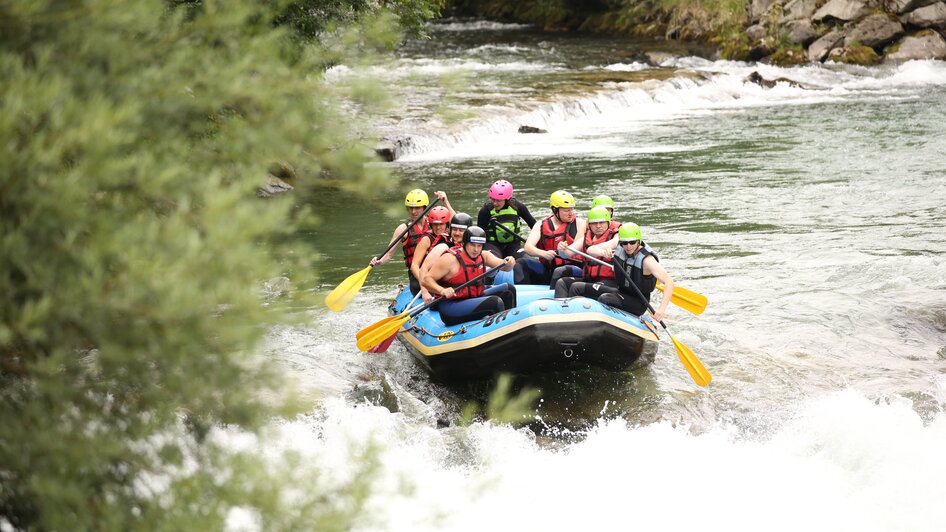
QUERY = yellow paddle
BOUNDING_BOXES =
[570,248,711,387]
[489,220,708,314]
[655,283,707,315]
[325,198,441,312]
[356,266,500,352]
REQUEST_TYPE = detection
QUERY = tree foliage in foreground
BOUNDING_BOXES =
[0,0,440,529]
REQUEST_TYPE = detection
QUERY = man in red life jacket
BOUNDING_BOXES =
[370,189,455,294]
[522,189,585,286]
[420,212,471,281]
[423,226,517,326]
[553,205,621,298]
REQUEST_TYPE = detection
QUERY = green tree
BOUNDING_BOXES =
[0,0,439,529]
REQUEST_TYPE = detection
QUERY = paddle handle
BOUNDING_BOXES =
[374,197,442,263]
[411,265,502,318]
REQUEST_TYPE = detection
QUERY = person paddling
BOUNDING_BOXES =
[553,205,621,298]
[477,179,536,259]
[522,190,584,286]
[584,223,674,322]
[370,189,455,294]
[422,226,517,326]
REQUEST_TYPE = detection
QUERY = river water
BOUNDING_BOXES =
[259,21,946,531]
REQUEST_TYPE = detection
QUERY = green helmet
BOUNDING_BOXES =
[591,195,615,211]
[587,206,611,224]
[618,223,642,242]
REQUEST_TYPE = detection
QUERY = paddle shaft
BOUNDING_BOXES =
[374,197,442,264]
[566,248,670,327]
[409,264,503,318]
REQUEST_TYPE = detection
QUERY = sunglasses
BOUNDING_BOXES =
[619,240,639,246]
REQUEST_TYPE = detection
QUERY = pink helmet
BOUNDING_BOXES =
[488,179,514,200]
[428,206,451,224]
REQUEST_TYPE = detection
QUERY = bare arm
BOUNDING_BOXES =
[370,223,407,266]
[523,221,556,261]
[410,236,433,281]
[586,234,619,259]
[422,253,460,299]
[643,256,673,322]
[482,250,515,271]
[434,191,455,218]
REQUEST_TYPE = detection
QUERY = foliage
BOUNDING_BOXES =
[460,374,542,426]
[0,0,440,528]
[276,0,445,41]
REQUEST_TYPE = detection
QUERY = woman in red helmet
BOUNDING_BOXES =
[370,189,455,294]
[410,206,452,303]
[477,179,536,260]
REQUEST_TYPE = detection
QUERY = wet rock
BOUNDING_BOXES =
[643,51,677,65]
[884,29,946,61]
[744,70,804,87]
[257,175,294,198]
[375,136,414,162]
[844,13,905,48]
[518,125,548,134]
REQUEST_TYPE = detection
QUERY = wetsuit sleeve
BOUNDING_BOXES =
[477,201,492,229]
[514,198,537,228]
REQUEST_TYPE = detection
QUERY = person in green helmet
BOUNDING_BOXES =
[584,222,674,321]
[590,194,622,233]
[553,205,621,298]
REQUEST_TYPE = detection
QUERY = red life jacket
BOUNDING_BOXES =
[609,220,622,232]
[401,219,430,267]
[538,215,577,268]
[582,226,619,281]
[443,247,485,299]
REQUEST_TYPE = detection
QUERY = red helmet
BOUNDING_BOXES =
[428,206,450,224]
[488,179,513,200]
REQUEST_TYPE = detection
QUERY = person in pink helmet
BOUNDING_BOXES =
[476,179,536,260]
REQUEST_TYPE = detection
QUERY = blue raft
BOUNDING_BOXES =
[386,284,660,381]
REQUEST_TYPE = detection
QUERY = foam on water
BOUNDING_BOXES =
[222,386,946,531]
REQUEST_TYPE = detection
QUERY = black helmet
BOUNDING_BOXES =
[463,225,487,245]
[451,212,472,230]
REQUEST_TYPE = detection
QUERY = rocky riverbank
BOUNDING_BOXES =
[447,0,946,64]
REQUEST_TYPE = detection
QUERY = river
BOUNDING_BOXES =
[262,20,946,531]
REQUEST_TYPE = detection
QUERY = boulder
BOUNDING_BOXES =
[750,0,783,22]
[809,29,847,61]
[885,0,939,14]
[884,29,946,61]
[746,23,769,41]
[518,125,547,134]
[844,13,905,48]
[900,2,946,28]
[814,0,879,22]
[782,19,820,45]
[827,44,883,63]
[780,0,822,21]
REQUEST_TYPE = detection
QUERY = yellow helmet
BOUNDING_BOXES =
[404,189,429,207]
[549,190,576,209]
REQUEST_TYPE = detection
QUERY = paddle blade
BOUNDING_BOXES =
[670,335,712,387]
[656,283,708,315]
[325,266,371,312]
[357,315,410,351]
[368,333,397,354]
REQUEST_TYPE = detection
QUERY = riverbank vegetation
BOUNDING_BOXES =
[1,0,443,529]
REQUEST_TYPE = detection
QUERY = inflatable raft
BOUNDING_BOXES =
[386,284,659,381]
